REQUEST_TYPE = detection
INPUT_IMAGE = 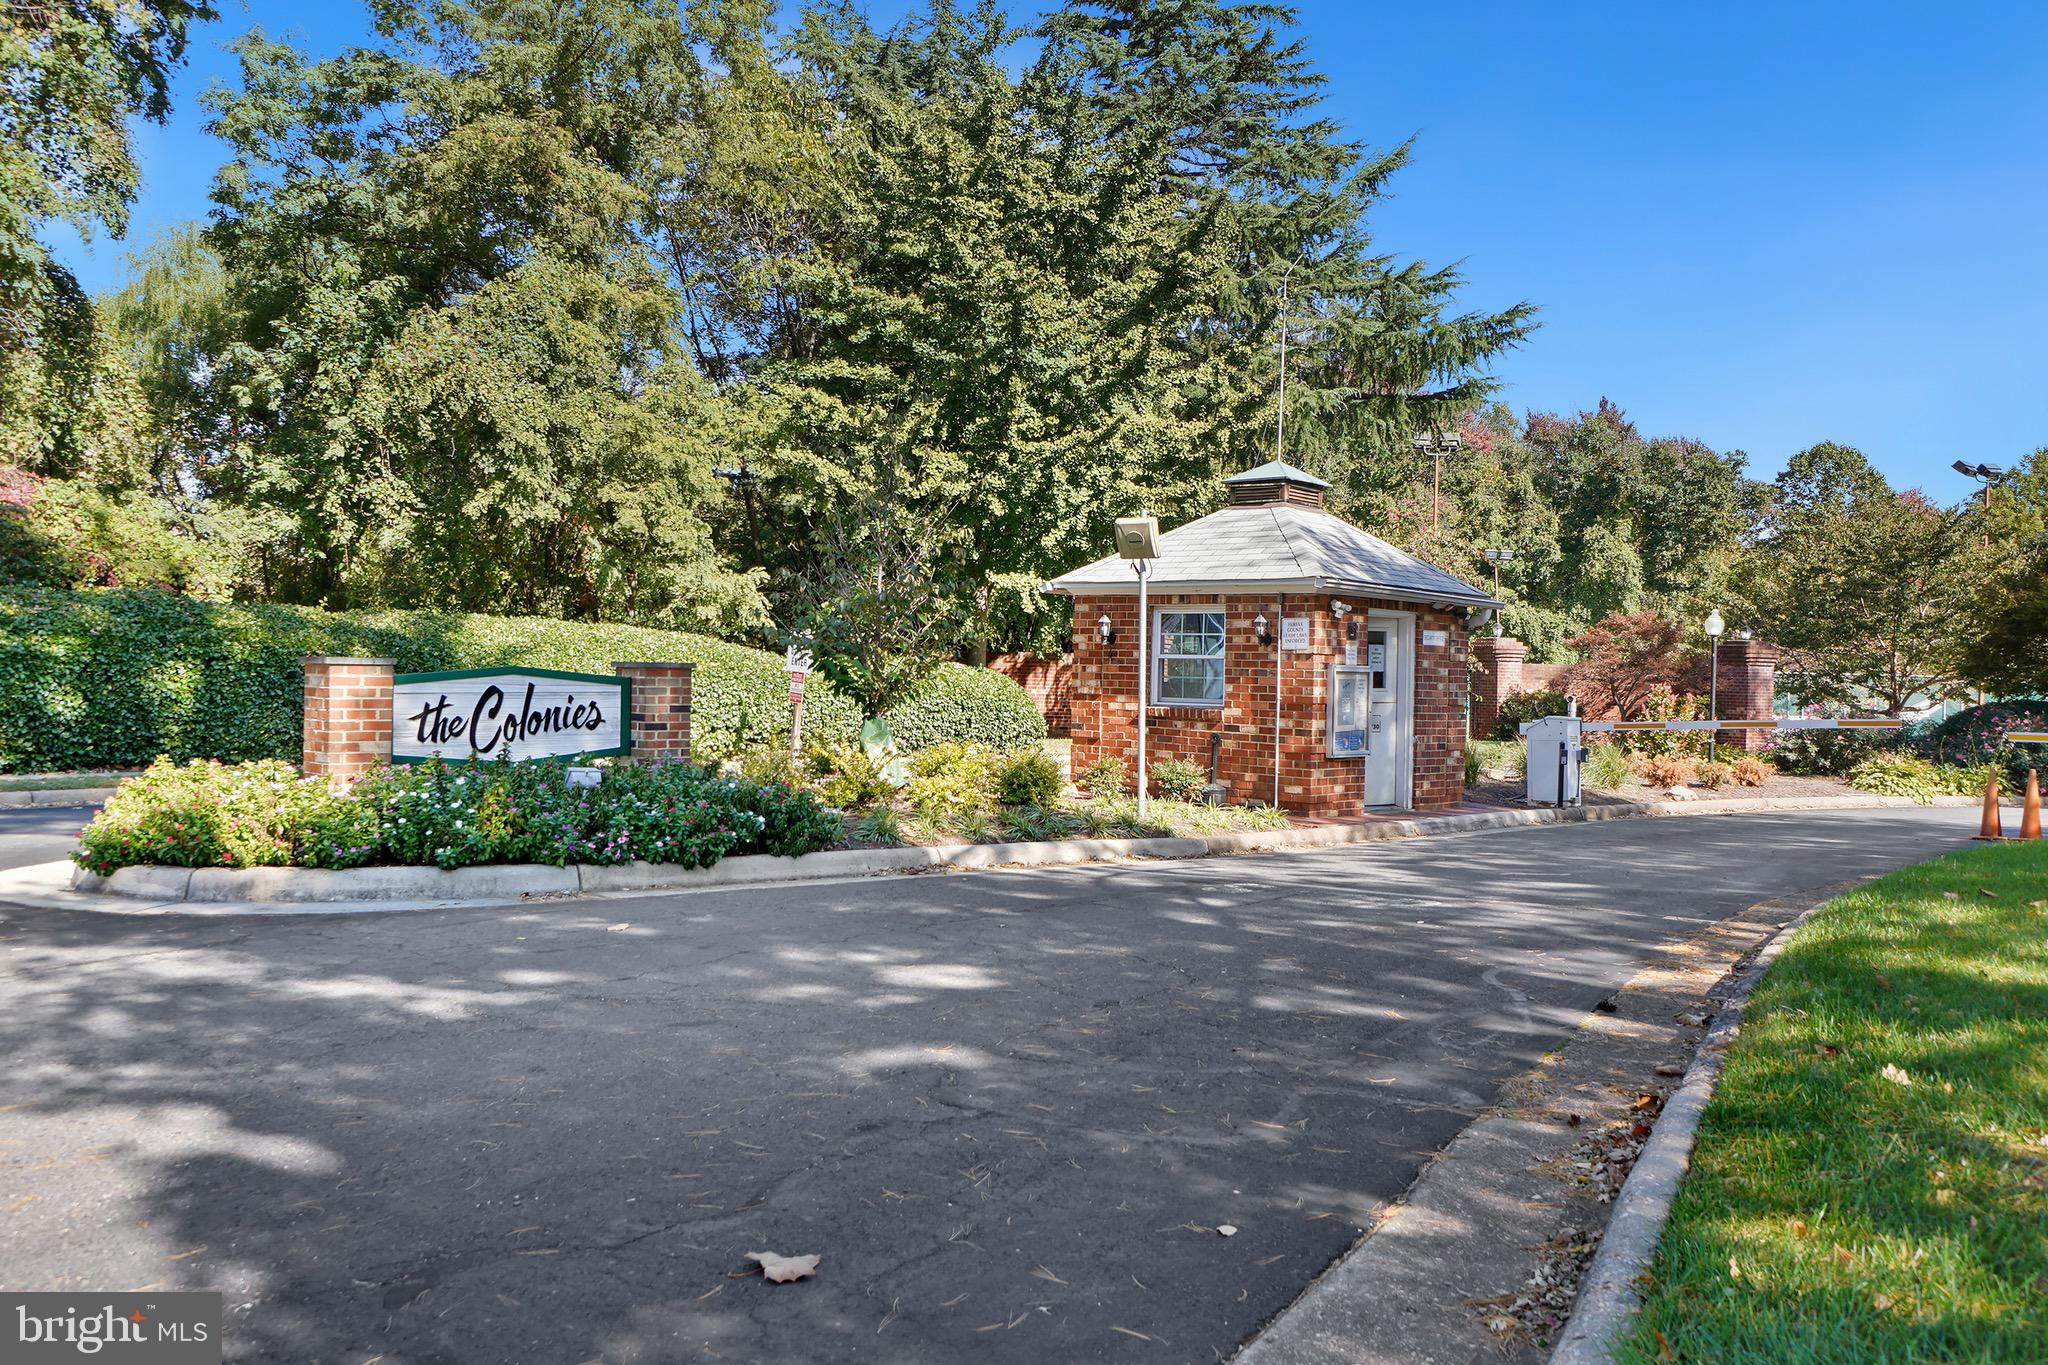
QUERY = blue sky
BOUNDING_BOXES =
[44,1,2048,495]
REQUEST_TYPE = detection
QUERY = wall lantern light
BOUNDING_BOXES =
[1096,613,1116,645]
[1252,614,1273,645]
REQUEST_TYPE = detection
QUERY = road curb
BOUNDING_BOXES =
[1546,895,1829,1364]
[0,787,117,808]
[33,793,1975,913]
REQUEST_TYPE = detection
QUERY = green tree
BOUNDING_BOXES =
[1743,443,1980,715]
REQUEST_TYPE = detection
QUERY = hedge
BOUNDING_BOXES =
[0,588,863,772]
[880,662,1047,751]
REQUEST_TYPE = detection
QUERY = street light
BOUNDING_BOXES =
[1704,609,1725,765]
[1115,515,1161,817]
[1951,459,2005,511]
[1481,548,1513,594]
[1411,429,1464,533]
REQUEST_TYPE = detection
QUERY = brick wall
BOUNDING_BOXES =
[1068,592,1470,816]
[1470,635,1527,739]
[1714,639,1777,752]
[613,662,694,763]
[300,656,395,788]
[988,652,1074,736]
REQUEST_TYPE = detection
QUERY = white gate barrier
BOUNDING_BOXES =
[1518,715,1905,807]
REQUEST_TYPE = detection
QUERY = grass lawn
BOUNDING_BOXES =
[1619,840,2048,1363]
[0,773,130,791]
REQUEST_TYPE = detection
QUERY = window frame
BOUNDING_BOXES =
[1151,606,1227,707]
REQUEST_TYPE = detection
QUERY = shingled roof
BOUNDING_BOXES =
[1044,463,1499,608]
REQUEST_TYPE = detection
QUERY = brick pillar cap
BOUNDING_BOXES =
[300,655,397,667]
[1473,635,1528,656]
[1715,637,1778,657]
[613,660,696,672]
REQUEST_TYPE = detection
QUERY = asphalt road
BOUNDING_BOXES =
[0,808,1976,1364]
[0,804,98,870]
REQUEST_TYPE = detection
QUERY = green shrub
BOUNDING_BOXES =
[903,741,998,818]
[73,754,840,874]
[1582,740,1634,790]
[1148,758,1205,802]
[1000,805,1083,842]
[1493,689,1567,740]
[996,748,1064,806]
[880,662,1046,751]
[1466,739,1526,781]
[1846,752,1942,803]
[1767,727,1886,776]
[0,586,862,772]
[1913,700,2048,786]
[810,742,895,811]
[1078,753,1128,800]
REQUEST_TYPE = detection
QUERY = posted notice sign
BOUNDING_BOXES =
[393,668,631,763]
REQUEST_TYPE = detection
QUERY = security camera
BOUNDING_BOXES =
[1330,601,1352,619]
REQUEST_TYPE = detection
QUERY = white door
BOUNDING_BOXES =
[1364,621,1408,807]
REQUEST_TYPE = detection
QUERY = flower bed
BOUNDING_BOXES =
[73,756,840,877]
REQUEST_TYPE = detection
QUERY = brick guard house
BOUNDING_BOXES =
[1046,461,1501,817]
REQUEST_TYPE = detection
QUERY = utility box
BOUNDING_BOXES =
[1522,714,1585,806]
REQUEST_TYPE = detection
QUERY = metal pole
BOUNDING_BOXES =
[1274,266,1292,463]
[1136,560,1150,818]
[1708,645,1719,766]
[1432,451,1442,532]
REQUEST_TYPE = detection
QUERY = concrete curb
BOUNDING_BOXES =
[0,787,116,808]
[1546,894,1828,1364]
[39,792,1977,913]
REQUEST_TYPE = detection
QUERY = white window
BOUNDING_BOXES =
[1154,609,1225,705]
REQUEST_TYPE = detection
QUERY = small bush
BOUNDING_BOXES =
[1933,761,2002,798]
[1696,760,1735,790]
[996,748,1065,806]
[1731,756,1775,787]
[1077,754,1128,800]
[1149,758,1206,802]
[903,741,998,818]
[1583,741,1635,790]
[1914,700,2048,786]
[880,663,1046,751]
[1493,689,1568,741]
[1846,752,1943,803]
[1640,753,1696,787]
[1000,805,1083,842]
[1768,727,1886,776]
[1467,739,1526,781]
[811,742,895,811]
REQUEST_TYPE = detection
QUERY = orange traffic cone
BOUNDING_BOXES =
[2020,769,2042,841]
[1973,770,2004,841]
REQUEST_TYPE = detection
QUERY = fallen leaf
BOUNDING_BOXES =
[747,1251,820,1283]
[606,923,631,932]
[1728,1256,1742,1280]
[1217,1224,1238,1237]
[1815,1043,1841,1057]
[1677,1012,1708,1028]
[1880,1063,1913,1088]
[1834,1246,1854,1266]
[1792,1219,1809,1237]
[1978,888,1997,899]
[1874,974,1892,991]
[1873,1293,1893,1311]
[163,1247,206,1262]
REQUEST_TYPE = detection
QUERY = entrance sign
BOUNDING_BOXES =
[786,646,814,674]
[1328,665,1370,756]
[1279,616,1311,651]
[392,668,631,763]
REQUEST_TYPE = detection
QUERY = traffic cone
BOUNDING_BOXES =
[1973,770,2004,841]
[2020,769,2042,841]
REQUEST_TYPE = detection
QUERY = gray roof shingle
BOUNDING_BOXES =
[1045,504,1499,607]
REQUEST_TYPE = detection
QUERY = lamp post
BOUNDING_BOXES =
[1704,609,1725,765]
[1950,459,2005,512]
[1114,516,1162,817]
[1481,548,1513,594]
[1411,429,1464,533]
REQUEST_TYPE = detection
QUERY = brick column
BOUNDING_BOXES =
[614,661,694,763]
[1470,634,1528,740]
[1715,637,1779,752]
[300,656,396,788]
